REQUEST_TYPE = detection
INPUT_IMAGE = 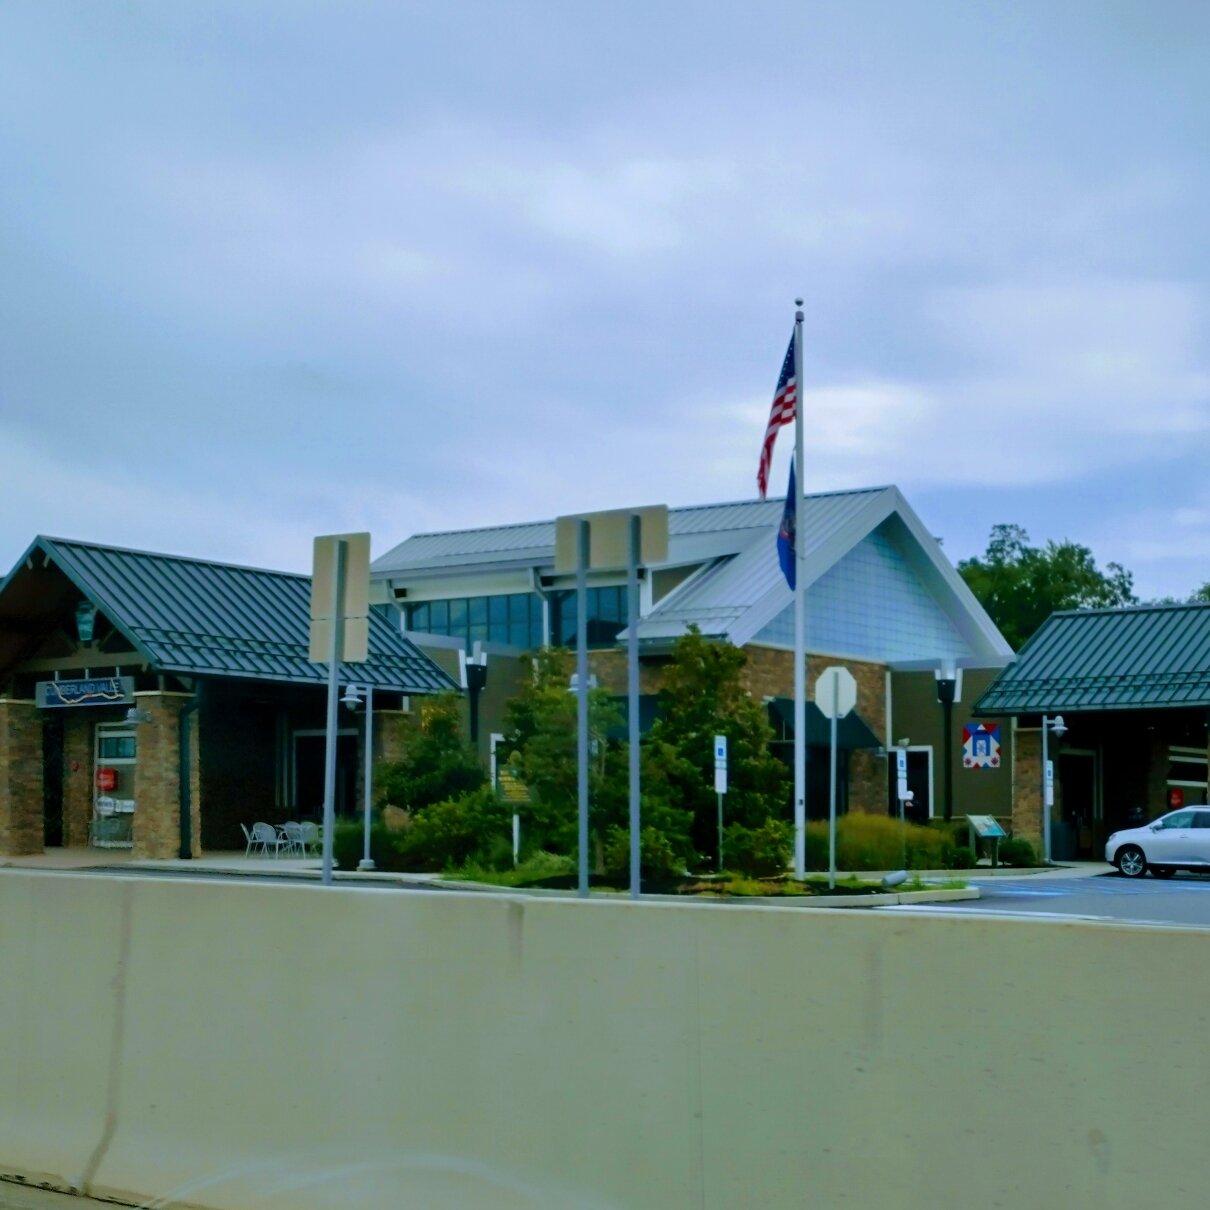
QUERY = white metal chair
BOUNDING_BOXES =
[299,821,320,857]
[251,821,285,858]
[280,822,305,857]
[240,822,256,857]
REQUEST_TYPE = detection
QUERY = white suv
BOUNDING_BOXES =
[1106,808,1210,878]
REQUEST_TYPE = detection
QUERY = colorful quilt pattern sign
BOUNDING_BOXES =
[962,722,1001,769]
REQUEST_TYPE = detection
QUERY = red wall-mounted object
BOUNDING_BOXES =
[1168,787,1185,810]
[95,766,118,793]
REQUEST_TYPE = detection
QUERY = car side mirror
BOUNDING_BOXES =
[1149,822,1162,832]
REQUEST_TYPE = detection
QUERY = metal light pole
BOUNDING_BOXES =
[576,518,590,898]
[342,683,376,871]
[935,663,957,821]
[320,539,346,886]
[627,513,641,899]
[1040,714,1067,864]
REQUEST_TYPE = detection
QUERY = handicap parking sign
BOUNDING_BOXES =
[962,722,1001,769]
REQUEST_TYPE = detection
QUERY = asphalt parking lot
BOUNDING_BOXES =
[884,868,1210,928]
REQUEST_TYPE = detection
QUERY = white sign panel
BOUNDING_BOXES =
[814,666,857,720]
[714,734,727,795]
[309,532,371,663]
[1044,759,1055,808]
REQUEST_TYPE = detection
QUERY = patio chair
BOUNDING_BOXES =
[280,821,305,857]
[251,821,286,858]
[299,821,320,857]
[240,822,256,857]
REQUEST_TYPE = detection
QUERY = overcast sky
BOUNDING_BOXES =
[1,2,1207,598]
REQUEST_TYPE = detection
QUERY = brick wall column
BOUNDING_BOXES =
[0,700,44,857]
[1012,726,1042,848]
[132,693,201,860]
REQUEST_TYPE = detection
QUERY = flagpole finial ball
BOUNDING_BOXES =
[795,298,803,307]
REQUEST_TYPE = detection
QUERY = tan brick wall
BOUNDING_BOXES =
[1013,727,1042,847]
[132,694,202,860]
[0,699,44,857]
[375,710,410,766]
[588,649,666,696]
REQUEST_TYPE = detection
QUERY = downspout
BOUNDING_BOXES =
[178,682,202,859]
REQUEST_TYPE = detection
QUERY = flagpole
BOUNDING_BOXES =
[792,299,808,880]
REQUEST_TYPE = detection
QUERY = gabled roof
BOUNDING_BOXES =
[974,602,1210,714]
[374,487,1012,660]
[0,537,457,695]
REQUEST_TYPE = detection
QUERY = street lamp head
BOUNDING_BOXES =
[1051,715,1067,738]
[341,685,363,710]
[124,707,152,725]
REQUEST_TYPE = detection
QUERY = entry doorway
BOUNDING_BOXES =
[292,730,357,819]
[1058,749,1100,858]
[887,747,933,824]
[42,714,64,847]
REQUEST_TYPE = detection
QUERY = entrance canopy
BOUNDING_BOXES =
[0,536,457,696]
[768,698,882,749]
[975,602,1210,715]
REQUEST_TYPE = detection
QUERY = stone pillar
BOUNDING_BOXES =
[132,693,202,860]
[1012,725,1042,848]
[62,713,94,848]
[0,699,44,857]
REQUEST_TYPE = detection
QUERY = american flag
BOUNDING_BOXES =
[757,330,797,498]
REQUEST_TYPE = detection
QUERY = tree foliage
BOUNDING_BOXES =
[377,692,484,812]
[646,627,789,861]
[957,524,1136,650]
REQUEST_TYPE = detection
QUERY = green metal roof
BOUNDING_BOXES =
[1,537,457,695]
[974,602,1210,714]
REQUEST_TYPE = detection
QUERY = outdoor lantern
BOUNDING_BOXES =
[124,707,153,725]
[341,685,364,710]
[75,601,98,644]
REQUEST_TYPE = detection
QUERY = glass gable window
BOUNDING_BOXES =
[408,592,543,649]
[550,585,629,648]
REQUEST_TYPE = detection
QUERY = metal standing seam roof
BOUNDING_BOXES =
[373,486,1013,659]
[974,603,1210,714]
[6,537,457,695]
[371,489,890,575]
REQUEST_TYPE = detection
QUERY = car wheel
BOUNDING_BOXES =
[1151,866,1174,879]
[1117,845,1147,878]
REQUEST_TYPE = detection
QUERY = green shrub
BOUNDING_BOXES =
[377,694,484,812]
[997,837,1037,867]
[724,819,792,878]
[804,813,959,871]
[603,825,684,885]
[398,785,512,872]
[332,818,410,872]
[944,845,977,869]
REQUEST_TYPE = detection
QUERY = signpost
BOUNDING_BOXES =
[714,734,728,871]
[555,505,668,899]
[814,665,857,888]
[310,532,370,886]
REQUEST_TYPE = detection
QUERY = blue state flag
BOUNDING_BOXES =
[777,458,796,589]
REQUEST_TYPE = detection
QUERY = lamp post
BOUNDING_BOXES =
[462,644,488,746]
[1040,714,1067,864]
[341,683,376,871]
[935,662,958,821]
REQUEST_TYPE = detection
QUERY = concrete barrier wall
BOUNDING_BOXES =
[0,870,1206,1209]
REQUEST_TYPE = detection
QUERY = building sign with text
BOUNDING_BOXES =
[35,677,135,709]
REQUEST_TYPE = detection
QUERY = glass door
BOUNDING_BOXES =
[92,723,137,848]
